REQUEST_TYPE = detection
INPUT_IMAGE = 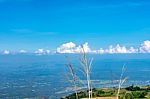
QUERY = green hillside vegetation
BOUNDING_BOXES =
[61,85,150,99]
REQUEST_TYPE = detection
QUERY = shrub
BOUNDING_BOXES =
[132,91,147,98]
[124,93,134,99]
[126,85,141,91]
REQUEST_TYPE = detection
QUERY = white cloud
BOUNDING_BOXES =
[3,50,10,55]
[81,42,92,53]
[139,40,150,53]
[128,47,138,53]
[35,49,45,55]
[104,45,124,54]
[57,42,76,53]
[97,44,138,54]
[19,50,27,53]
[2,40,150,54]
[57,42,94,53]
[34,49,51,55]
[57,42,141,54]
[46,50,51,54]
[98,48,105,54]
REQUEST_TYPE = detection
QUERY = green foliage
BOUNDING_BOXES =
[92,89,115,97]
[132,91,147,98]
[124,93,134,99]
[145,85,150,92]
[126,85,141,91]
[97,90,105,96]
[61,86,149,99]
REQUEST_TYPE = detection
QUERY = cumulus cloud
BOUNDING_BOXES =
[20,40,150,54]
[2,40,150,54]
[19,50,27,53]
[34,49,51,55]
[97,44,138,54]
[81,42,93,53]
[98,48,105,54]
[57,42,142,54]
[103,44,138,54]
[57,42,76,53]
[128,47,138,53]
[3,50,10,55]
[57,42,94,53]
[35,49,45,55]
[46,50,51,54]
[139,40,150,53]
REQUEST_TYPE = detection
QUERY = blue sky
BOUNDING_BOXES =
[0,0,150,52]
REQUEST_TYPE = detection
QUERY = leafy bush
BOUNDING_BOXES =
[126,85,141,91]
[95,90,114,97]
[124,93,134,99]
[132,91,147,98]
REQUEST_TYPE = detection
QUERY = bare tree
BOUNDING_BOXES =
[65,56,79,99]
[65,45,93,99]
[80,45,93,99]
[116,65,128,99]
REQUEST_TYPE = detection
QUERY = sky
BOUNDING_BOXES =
[0,0,150,53]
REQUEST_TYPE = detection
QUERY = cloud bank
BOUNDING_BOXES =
[57,40,150,54]
[1,40,150,55]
